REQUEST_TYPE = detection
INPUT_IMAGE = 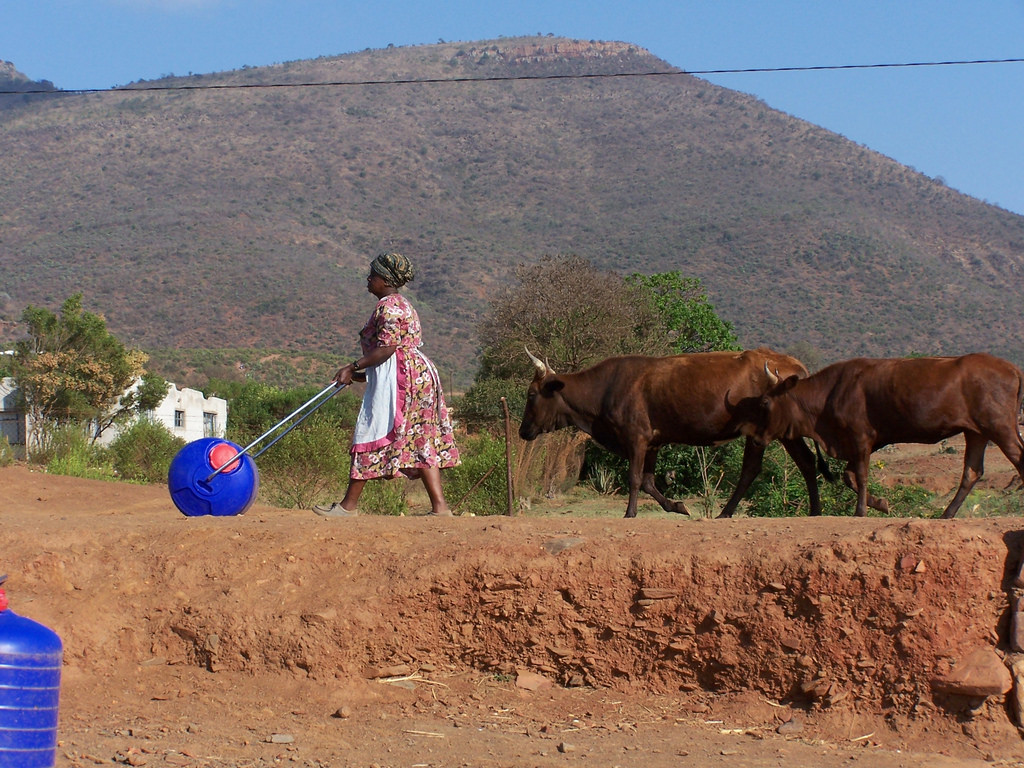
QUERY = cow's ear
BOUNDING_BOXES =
[541,378,565,395]
[780,375,800,393]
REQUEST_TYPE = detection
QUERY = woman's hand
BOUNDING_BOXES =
[333,345,396,386]
[332,364,357,387]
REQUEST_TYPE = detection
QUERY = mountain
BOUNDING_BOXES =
[0,60,57,104]
[2,37,1023,387]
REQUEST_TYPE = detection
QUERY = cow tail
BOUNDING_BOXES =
[1017,367,1024,448]
[813,440,835,482]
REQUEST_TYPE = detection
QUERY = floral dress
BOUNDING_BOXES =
[349,293,460,480]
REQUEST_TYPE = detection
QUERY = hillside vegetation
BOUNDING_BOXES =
[2,37,1023,386]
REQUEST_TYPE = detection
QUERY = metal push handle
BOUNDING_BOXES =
[204,382,347,483]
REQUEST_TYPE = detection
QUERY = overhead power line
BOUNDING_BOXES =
[3,56,1023,96]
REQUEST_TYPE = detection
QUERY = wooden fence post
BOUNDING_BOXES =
[501,397,515,516]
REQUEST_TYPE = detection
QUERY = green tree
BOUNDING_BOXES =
[11,294,168,449]
[89,373,169,444]
[625,271,739,353]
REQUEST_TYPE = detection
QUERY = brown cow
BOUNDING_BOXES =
[519,348,824,519]
[747,353,1024,518]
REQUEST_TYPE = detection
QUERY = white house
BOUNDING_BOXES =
[0,376,227,455]
[0,377,26,452]
[134,382,227,446]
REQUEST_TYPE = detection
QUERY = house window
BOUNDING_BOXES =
[174,410,185,428]
[203,412,218,437]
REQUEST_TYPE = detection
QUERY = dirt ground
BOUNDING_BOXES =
[3,436,1024,768]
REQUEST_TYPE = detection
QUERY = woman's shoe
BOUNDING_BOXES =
[312,502,358,517]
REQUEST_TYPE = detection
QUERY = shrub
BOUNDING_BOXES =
[814,475,934,518]
[743,449,936,517]
[587,463,620,495]
[453,378,525,431]
[43,425,116,481]
[223,381,359,509]
[108,417,185,483]
[512,430,588,508]
[445,431,512,516]
[742,442,820,517]
[580,439,939,518]
[359,478,408,516]
[258,415,351,509]
[961,488,1024,518]
[581,440,744,516]
[226,381,359,445]
[0,436,15,467]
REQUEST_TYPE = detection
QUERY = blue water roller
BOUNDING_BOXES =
[166,383,347,517]
[0,582,63,768]
[167,437,259,517]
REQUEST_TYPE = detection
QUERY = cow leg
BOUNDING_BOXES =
[941,431,987,519]
[639,449,691,515]
[623,445,647,519]
[718,438,765,518]
[780,438,822,516]
[990,425,1024,489]
[842,459,887,516]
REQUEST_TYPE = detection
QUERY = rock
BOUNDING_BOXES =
[1012,597,1024,653]
[515,669,552,691]
[800,677,831,699]
[1012,659,1024,726]
[638,587,676,600]
[780,635,801,652]
[557,742,576,753]
[541,537,584,555]
[268,733,294,744]
[931,647,1012,697]
[301,610,337,625]
[362,663,412,679]
[332,706,352,719]
[827,687,849,705]
[777,716,803,735]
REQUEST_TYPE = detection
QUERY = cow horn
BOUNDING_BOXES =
[764,362,779,387]
[525,347,554,376]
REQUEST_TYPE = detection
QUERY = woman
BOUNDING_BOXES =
[313,252,460,516]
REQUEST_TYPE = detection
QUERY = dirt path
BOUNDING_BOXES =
[2,454,1024,767]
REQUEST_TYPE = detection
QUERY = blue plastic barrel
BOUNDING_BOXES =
[167,437,260,517]
[0,600,63,768]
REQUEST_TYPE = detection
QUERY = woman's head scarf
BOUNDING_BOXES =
[370,252,415,287]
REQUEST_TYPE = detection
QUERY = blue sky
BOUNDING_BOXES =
[3,0,1023,215]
